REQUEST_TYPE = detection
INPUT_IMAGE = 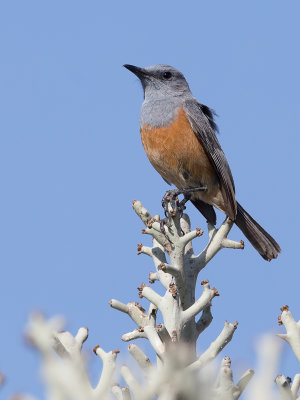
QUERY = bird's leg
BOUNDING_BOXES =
[161,187,207,218]
[160,186,207,236]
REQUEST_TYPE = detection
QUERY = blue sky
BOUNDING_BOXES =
[0,0,299,397]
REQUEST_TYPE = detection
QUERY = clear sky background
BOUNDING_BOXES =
[0,0,299,398]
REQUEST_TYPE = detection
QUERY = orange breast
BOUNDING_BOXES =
[140,107,215,185]
[140,106,226,211]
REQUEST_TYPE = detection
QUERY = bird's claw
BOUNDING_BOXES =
[161,187,207,219]
[160,186,207,237]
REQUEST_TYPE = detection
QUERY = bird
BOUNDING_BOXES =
[124,64,281,261]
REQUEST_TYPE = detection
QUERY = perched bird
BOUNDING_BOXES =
[124,64,281,261]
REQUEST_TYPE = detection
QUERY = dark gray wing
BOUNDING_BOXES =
[183,99,237,220]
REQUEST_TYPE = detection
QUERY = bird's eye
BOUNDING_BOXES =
[162,71,172,80]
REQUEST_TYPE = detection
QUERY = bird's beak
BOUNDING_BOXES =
[123,64,148,79]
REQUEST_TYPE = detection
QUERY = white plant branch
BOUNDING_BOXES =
[274,374,300,400]
[144,325,165,358]
[277,305,300,362]
[93,345,119,398]
[112,385,123,400]
[128,344,153,373]
[21,199,258,400]
[181,280,219,325]
[26,313,122,400]
[192,218,244,272]
[213,357,254,400]
[291,375,300,398]
[110,299,156,330]
[53,327,88,359]
[276,375,294,400]
[179,227,203,247]
[112,385,132,400]
[120,365,142,399]
[133,200,171,252]
[234,368,255,399]
[213,357,236,400]
[156,324,172,344]
[141,286,163,309]
[160,262,181,280]
[187,321,238,372]
[122,329,147,342]
[248,334,282,400]
[121,386,132,400]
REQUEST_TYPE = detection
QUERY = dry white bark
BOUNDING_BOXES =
[123,200,243,351]
[14,199,259,400]
[9,198,300,400]
[275,306,300,400]
[25,313,119,400]
[187,321,238,372]
[107,199,248,399]
[277,305,300,362]
[213,356,254,400]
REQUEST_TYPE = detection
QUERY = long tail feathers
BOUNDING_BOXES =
[235,202,281,261]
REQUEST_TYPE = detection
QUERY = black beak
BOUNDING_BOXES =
[123,64,147,79]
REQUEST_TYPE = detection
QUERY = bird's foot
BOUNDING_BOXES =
[161,187,207,218]
[160,187,207,237]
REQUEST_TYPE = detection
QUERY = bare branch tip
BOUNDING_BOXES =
[160,263,166,272]
[196,227,204,236]
[112,348,120,354]
[93,344,100,355]
[149,272,155,284]
[137,243,143,255]
[137,283,146,292]
[280,305,289,312]
[278,315,283,325]
[240,240,245,249]
[213,287,220,297]
[201,280,209,285]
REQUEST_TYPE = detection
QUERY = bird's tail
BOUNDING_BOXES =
[235,202,281,261]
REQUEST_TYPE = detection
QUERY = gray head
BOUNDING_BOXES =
[124,64,192,100]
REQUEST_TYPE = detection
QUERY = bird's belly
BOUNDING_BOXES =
[140,107,225,209]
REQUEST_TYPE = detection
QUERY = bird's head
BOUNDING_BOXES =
[124,64,191,100]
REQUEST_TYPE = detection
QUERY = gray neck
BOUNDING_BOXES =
[140,94,193,128]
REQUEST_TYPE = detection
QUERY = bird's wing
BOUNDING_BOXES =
[183,99,237,219]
